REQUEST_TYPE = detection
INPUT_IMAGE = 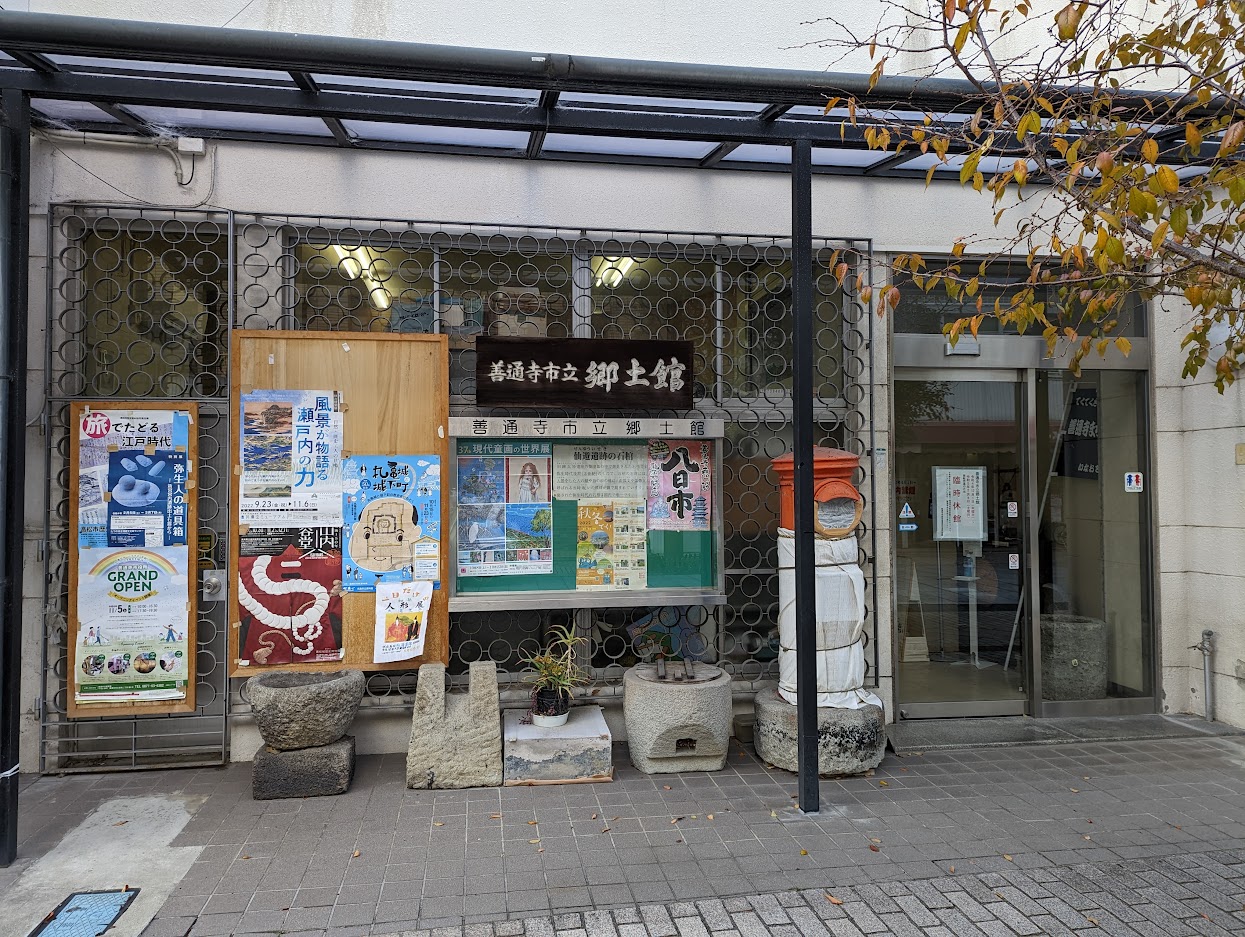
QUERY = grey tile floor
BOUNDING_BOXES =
[13,734,1245,936]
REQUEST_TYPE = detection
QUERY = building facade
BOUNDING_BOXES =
[4,1,1241,775]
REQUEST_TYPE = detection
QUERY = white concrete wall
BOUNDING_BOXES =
[1152,295,1245,726]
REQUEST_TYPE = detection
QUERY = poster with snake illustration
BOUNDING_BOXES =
[341,455,441,593]
[238,530,344,666]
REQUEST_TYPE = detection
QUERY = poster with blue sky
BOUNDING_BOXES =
[341,455,441,593]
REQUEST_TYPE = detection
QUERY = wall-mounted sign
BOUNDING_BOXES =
[1124,472,1144,493]
[932,466,986,542]
[451,417,722,440]
[475,337,695,410]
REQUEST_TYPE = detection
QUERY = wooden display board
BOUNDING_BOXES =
[228,330,449,676]
[68,401,199,719]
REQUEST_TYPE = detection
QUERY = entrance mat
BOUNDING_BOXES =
[27,889,138,937]
[888,713,1242,754]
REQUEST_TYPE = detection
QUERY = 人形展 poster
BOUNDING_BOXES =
[456,442,553,577]
[575,502,615,589]
[646,440,712,531]
[552,444,646,501]
[341,456,441,592]
[77,407,192,548]
[238,528,344,665]
[373,580,433,663]
[74,547,191,703]
[238,390,343,528]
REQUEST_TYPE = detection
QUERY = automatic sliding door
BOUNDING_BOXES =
[894,376,1028,717]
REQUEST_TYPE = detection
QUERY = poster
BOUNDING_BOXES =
[456,442,553,577]
[611,499,648,589]
[106,449,189,547]
[552,444,647,501]
[374,580,433,663]
[74,547,191,702]
[341,455,441,592]
[238,530,343,665]
[932,466,987,541]
[576,502,615,589]
[239,390,343,527]
[78,407,191,548]
[647,439,712,531]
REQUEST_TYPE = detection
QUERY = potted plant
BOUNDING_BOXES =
[522,624,589,727]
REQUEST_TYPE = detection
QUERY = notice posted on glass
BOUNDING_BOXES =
[457,443,553,577]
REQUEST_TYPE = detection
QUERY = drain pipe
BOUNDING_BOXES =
[1190,629,1214,722]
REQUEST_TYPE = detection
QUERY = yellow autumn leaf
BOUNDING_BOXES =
[1186,123,1203,151]
[1156,165,1179,194]
[826,895,845,905]
[1142,139,1159,165]
[1054,2,1086,40]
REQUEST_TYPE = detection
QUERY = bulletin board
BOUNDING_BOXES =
[68,401,199,719]
[228,330,449,676]
[449,417,725,612]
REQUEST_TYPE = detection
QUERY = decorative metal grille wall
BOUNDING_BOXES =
[43,208,232,771]
[42,205,875,770]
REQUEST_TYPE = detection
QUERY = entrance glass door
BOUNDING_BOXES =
[894,374,1028,717]
[1035,371,1154,713]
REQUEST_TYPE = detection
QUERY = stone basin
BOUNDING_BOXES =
[246,669,365,751]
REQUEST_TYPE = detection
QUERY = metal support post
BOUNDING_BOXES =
[0,87,31,868]
[790,138,818,814]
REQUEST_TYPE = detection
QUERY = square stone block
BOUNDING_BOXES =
[252,735,355,800]
[503,705,613,785]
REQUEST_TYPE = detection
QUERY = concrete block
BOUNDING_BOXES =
[503,705,613,785]
[246,669,364,751]
[252,736,355,800]
[623,663,732,774]
[1040,615,1108,700]
[406,661,502,789]
[753,689,885,776]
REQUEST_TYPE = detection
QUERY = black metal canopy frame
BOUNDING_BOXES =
[0,10,1221,865]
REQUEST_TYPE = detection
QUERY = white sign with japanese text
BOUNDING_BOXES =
[932,466,986,542]
[449,417,724,440]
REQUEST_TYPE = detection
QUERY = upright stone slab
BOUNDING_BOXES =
[623,663,731,774]
[406,660,502,789]
[503,705,613,785]
[253,736,355,800]
[753,688,885,776]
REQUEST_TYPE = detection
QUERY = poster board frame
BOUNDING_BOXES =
[447,417,726,613]
[228,330,450,677]
[67,400,199,719]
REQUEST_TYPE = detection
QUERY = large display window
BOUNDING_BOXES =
[448,417,725,611]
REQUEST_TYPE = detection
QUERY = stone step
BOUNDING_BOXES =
[503,705,613,785]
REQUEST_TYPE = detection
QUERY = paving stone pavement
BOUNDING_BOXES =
[12,732,1245,936]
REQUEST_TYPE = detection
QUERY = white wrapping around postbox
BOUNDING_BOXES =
[775,529,883,710]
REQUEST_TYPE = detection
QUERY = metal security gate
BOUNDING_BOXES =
[41,204,876,771]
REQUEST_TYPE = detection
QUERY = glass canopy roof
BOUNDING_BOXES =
[0,11,1211,180]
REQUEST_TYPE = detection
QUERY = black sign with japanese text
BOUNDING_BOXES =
[1057,387,1100,480]
[475,337,695,410]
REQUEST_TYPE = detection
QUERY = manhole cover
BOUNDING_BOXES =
[28,890,138,937]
